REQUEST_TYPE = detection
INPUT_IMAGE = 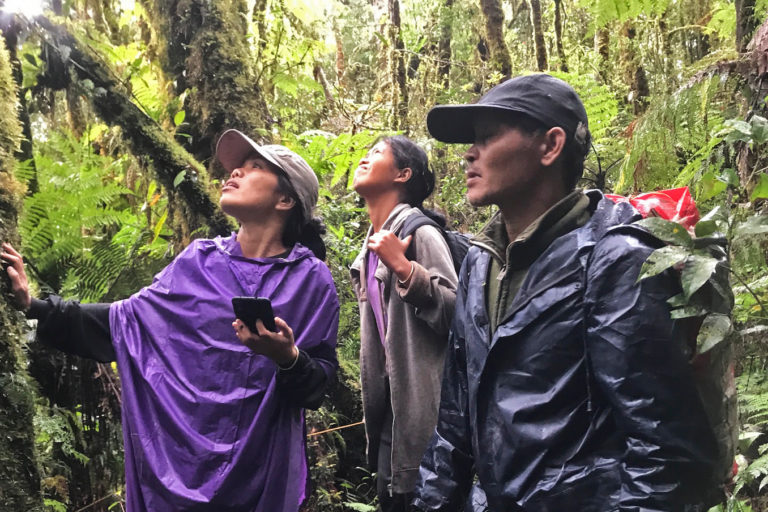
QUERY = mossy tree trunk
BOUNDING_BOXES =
[530,0,548,71]
[621,22,649,115]
[479,0,512,78]
[554,0,568,72]
[0,30,45,512]
[139,0,272,179]
[594,26,610,83]
[437,0,454,86]
[389,0,409,132]
[736,0,758,52]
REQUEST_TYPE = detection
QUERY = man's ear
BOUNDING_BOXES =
[540,127,567,166]
[393,167,412,184]
[275,194,296,212]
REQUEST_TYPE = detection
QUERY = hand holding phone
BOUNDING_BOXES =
[231,297,297,365]
[232,297,277,335]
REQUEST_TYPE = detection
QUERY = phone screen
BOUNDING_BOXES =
[232,297,277,334]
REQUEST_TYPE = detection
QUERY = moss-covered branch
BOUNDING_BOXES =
[36,17,233,240]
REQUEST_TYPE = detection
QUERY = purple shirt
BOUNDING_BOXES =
[109,234,339,511]
[366,251,387,347]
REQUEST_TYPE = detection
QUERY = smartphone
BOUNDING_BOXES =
[232,297,277,334]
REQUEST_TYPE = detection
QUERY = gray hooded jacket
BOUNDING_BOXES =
[351,204,458,493]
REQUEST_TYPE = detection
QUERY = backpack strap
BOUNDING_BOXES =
[398,212,442,265]
[398,211,441,240]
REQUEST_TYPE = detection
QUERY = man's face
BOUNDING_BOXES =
[463,111,544,208]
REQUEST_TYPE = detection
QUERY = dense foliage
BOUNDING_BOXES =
[0,0,768,509]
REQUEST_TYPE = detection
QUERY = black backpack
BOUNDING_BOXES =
[399,212,471,275]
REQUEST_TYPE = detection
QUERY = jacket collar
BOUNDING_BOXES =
[472,190,590,264]
[351,203,418,274]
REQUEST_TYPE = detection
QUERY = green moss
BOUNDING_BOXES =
[0,32,44,512]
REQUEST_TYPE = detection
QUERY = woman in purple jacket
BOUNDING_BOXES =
[2,129,340,512]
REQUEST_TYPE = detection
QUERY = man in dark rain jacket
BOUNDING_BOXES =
[412,74,719,511]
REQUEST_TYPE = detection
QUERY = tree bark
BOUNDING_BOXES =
[736,0,758,52]
[36,17,233,242]
[437,0,454,86]
[595,26,610,83]
[554,0,568,72]
[479,0,512,78]
[0,32,45,512]
[1,17,38,194]
[389,0,409,132]
[139,0,272,179]
[621,22,649,115]
[530,0,548,71]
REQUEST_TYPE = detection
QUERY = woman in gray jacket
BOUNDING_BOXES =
[350,136,458,511]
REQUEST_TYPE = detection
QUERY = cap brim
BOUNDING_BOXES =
[216,129,283,174]
[427,104,534,143]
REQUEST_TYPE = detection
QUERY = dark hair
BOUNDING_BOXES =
[382,135,446,228]
[275,172,327,261]
[503,114,590,191]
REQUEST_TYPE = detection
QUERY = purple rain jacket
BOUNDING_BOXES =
[32,234,339,511]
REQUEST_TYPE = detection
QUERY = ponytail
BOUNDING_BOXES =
[276,172,328,261]
[298,217,327,261]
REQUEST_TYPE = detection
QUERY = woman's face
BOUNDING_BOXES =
[353,141,401,197]
[220,154,285,221]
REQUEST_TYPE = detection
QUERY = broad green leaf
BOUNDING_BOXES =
[273,73,299,98]
[174,110,186,126]
[667,293,687,307]
[738,431,763,453]
[152,210,168,243]
[750,173,768,201]
[344,503,377,512]
[751,115,768,144]
[44,499,67,512]
[699,205,723,223]
[297,76,324,93]
[670,306,707,319]
[635,217,693,247]
[173,170,186,188]
[681,255,720,299]
[697,313,732,353]
[637,245,690,282]
[694,220,719,238]
[699,171,727,201]
[733,215,768,237]
[146,181,157,203]
[722,119,752,143]
[721,168,739,187]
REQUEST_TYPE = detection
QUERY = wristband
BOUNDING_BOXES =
[397,261,415,285]
[278,349,301,371]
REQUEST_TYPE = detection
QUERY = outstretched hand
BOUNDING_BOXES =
[233,316,299,366]
[1,243,31,311]
[367,230,414,283]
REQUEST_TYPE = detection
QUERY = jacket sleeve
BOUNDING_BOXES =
[275,349,334,410]
[396,225,458,338]
[412,258,475,511]
[27,295,115,362]
[584,234,719,511]
[276,269,340,410]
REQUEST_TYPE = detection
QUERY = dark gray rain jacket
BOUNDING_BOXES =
[414,191,719,511]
